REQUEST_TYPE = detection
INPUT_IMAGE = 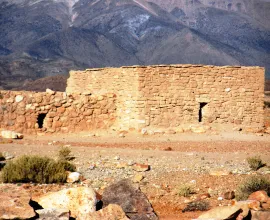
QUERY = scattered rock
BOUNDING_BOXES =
[191,126,206,134]
[36,208,69,220]
[132,163,150,172]
[0,184,36,219]
[34,187,97,218]
[2,152,14,160]
[248,191,269,203]
[235,200,261,212]
[224,191,235,200]
[217,196,223,201]
[66,172,82,183]
[46,88,56,95]
[195,193,210,200]
[1,130,23,139]
[133,174,144,183]
[83,204,129,220]
[15,95,24,103]
[209,169,231,176]
[102,179,158,219]
[198,206,242,219]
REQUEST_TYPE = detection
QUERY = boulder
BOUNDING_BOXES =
[34,187,97,218]
[251,210,270,220]
[82,204,129,220]
[36,208,69,220]
[248,191,269,203]
[1,130,23,139]
[0,184,36,219]
[198,206,242,219]
[224,191,235,200]
[102,179,158,219]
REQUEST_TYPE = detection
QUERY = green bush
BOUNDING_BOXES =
[236,176,270,201]
[58,146,74,161]
[178,184,194,197]
[182,201,209,212]
[1,155,76,183]
[247,156,265,171]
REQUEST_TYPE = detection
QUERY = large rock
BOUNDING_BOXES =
[1,130,23,139]
[82,204,129,220]
[198,206,242,219]
[36,208,69,220]
[0,184,36,219]
[248,191,269,203]
[251,210,270,220]
[102,179,158,220]
[34,187,97,219]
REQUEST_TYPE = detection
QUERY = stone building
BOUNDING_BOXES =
[66,64,265,132]
[0,64,265,134]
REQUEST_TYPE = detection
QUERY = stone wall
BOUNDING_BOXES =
[0,90,116,134]
[67,65,265,132]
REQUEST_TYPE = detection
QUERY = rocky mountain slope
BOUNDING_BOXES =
[0,0,269,90]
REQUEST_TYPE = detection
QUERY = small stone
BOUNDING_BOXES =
[46,88,56,95]
[198,206,241,219]
[133,174,144,183]
[66,172,82,183]
[132,163,150,172]
[15,95,24,103]
[89,164,96,170]
[1,130,23,139]
[36,208,69,220]
[114,156,120,160]
[224,191,235,200]
[209,169,231,176]
[2,152,14,160]
[218,196,223,201]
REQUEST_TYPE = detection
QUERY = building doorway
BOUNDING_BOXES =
[199,103,207,122]
[37,113,47,128]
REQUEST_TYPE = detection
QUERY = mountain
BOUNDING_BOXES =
[0,0,269,90]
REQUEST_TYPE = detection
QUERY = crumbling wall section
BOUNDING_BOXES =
[0,90,116,134]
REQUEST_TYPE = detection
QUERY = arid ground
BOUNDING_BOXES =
[0,128,270,219]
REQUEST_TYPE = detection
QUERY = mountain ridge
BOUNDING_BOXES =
[0,0,269,90]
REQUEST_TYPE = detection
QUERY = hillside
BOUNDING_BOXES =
[0,0,269,90]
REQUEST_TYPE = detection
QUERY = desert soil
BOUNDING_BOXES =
[0,130,270,220]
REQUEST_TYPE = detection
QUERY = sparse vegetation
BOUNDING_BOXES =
[182,201,210,212]
[178,184,194,197]
[58,146,75,161]
[0,152,4,161]
[1,155,76,183]
[247,156,265,171]
[236,176,270,201]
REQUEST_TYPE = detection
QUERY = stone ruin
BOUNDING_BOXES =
[0,65,265,134]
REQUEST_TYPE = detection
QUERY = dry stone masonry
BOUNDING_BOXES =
[0,90,116,134]
[67,65,265,132]
[0,64,265,134]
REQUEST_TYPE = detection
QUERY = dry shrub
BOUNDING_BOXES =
[58,146,75,161]
[182,201,210,212]
[247,156,265,171]
[1,155,76,183]
[178,184,194,197]
[236,176,270,201]
[0,152,4,161]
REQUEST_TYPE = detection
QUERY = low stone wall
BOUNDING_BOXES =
[0,90,116,134]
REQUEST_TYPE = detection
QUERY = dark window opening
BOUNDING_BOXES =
[37,113,47,128]
[199,102,207,122]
